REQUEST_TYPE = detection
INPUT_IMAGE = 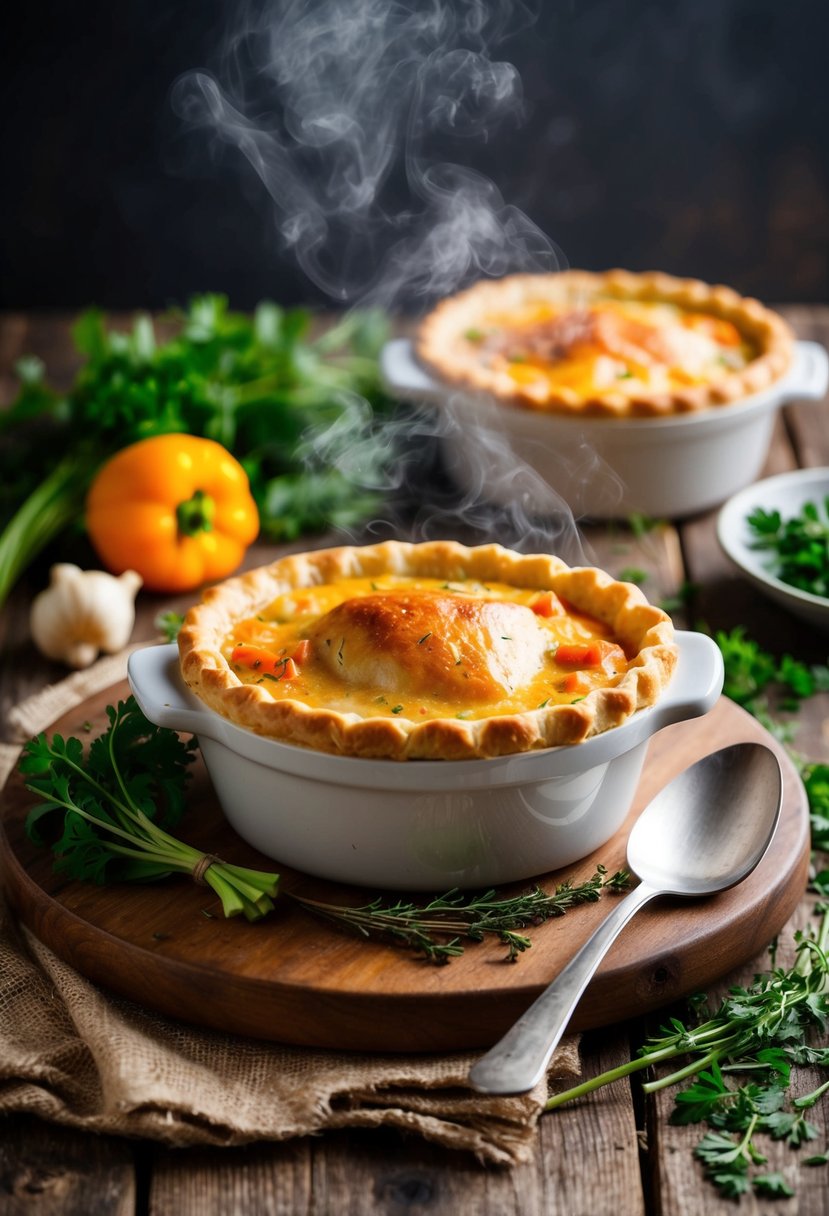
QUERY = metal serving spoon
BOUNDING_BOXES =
[468,742,783,1096]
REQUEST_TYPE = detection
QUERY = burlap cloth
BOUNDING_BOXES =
[0,649,580,1166]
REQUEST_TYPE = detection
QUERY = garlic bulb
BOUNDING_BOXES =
[30,564,143,669]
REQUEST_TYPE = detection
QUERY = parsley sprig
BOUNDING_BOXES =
[21,698,280,920]
[547,909,829,1197]
[747,498,829,599]
[685,1057,829,1197]
[714,624,829,717]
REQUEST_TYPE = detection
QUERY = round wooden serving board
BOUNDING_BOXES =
[0,686,810,1052]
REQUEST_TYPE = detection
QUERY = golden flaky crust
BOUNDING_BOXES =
[415,269,794,418]
[178,540,678,761]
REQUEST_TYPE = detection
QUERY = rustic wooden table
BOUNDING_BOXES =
[1,306,828,1214]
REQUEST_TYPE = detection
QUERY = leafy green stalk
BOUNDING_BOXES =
[0,453,96,607]
[21,698,279,921]
[546,907,829,1115]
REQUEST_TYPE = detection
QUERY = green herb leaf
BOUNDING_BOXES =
[0,299,395,608]
[746,497,829,599]
[22,697,280,921]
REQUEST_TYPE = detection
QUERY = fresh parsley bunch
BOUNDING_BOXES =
[0,296,394,608]
[22,697,280,920]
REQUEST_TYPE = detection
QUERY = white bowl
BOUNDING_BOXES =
[717,467,829,632]
[381,338,828,520]
[128,633,723,890]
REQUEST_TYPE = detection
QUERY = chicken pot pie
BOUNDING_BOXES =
[178,540,677,760]
[416,269,793,418]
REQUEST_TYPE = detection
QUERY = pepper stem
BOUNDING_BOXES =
[176,489,215,537]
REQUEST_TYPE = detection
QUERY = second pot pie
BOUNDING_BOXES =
[415,269,793,417]
[178,540,677,760]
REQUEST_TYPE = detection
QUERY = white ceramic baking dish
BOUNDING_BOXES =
[128,631,723,890]
[380,338,828,520]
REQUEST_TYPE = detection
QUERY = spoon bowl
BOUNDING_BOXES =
[468,742,783,1096]
[627,742,783,897]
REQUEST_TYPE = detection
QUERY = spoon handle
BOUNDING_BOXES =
[468,881,660,1096]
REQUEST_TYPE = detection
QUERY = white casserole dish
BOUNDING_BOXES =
[128,631,723,890]
[380,338,828,520]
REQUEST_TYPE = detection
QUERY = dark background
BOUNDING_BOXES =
[3,0,828,313]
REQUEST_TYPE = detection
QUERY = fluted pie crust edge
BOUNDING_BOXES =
[415,269,794,418]
[177,540,678,760]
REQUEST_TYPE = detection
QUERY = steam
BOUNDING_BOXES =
[171,0,563,309]
[293,390,599,565]
[171,0,596,560]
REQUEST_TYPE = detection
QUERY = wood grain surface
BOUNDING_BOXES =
[2,307,828,1215]
[0,684,809,1051]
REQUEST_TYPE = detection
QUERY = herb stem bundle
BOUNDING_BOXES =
[22,698,280,921]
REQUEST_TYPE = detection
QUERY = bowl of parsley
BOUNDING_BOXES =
[717,467,829,631]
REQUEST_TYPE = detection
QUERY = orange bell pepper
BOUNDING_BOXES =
[86,434,259,593]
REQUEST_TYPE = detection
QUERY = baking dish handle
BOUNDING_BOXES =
[635,630,724,737]
[780,340,829,403]
[128,644,228,742]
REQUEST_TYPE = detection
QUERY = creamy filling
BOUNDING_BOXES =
[223,576,630,721]
[465,299,754,400]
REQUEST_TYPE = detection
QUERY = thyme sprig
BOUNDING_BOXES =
[289,866,630,963]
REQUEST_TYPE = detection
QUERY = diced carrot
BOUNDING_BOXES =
[292,639,312,664]
[231,644,298,681]
[556,641,603,666]
[531,591,565,617]
[562,671,590,694]
[231,643,281,672]
[556,639,627,671]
